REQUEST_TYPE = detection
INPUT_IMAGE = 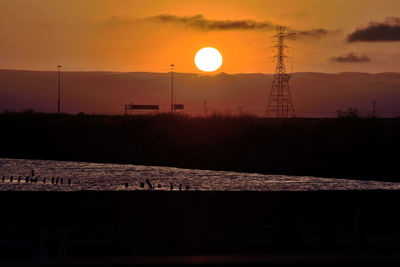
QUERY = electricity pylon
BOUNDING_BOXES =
[266,26,295,118]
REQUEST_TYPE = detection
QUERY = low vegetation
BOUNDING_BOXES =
[1,111,399,181]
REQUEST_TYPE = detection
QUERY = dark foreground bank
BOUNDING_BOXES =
[1,112,400,181]
[1,190,400,266]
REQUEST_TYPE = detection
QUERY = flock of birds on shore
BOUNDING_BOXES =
[0,169,191,191]
[133,178,190,191]
[0,170,72,186]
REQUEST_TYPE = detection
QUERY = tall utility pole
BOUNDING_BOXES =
[57,65,62,114]
[266,26,296,118]
[373,100,376,118]
[170,64,175,114]
[203,101,208,118]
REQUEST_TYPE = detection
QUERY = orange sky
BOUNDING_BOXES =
[1,0,400,73]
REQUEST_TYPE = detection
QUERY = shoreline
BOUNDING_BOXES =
[2,157,400,192]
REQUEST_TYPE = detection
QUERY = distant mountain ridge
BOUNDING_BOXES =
[0,69,399,117]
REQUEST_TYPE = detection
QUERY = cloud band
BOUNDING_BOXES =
[330,53,371,63]
[348,17,400,42]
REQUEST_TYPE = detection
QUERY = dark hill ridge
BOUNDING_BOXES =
[1,69,400,117]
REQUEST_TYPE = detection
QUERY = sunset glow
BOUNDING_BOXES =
[1,0,399,73]
[1,0,400,116]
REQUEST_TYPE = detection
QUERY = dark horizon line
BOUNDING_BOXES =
[1,110,394,119]
[0,68,399,76]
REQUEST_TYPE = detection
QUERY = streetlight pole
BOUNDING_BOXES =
[170,64,174,114]
[57,65,62,114]
[373,100,376,119]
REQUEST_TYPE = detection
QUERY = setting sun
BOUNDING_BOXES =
[195,47,223,72]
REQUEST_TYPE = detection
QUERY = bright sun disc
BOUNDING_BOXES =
[195,47,223,72]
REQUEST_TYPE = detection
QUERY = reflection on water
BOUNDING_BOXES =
[0,158,399,191]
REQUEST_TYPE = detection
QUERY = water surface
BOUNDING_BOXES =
[0,158,399,191]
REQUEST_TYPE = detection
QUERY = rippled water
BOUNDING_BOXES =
[0,158,399,191]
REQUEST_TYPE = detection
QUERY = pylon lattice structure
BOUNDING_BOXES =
[266,26,296,118]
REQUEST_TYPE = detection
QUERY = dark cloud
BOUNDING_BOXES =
[330,53,371,63]
[103,14,336,39]
[146,14,275,31]
[297,28,331,39]
[348,17,400,42]
[145,14,335,39]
